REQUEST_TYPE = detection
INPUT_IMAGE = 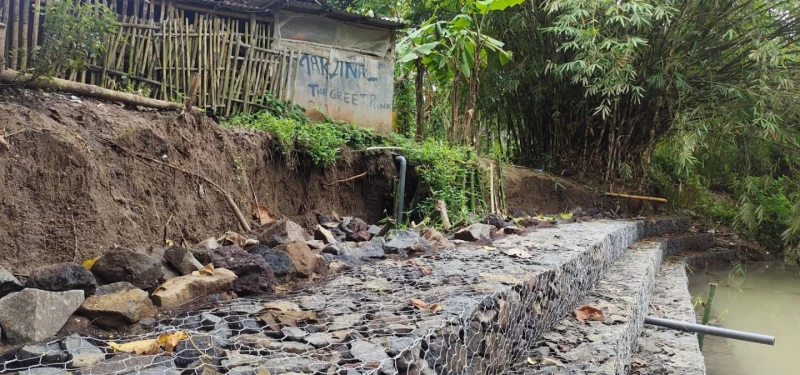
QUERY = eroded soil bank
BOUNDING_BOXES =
[0,90,396,275]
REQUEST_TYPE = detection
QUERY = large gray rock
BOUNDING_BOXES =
[61,334,104,368]
[0,289,84,344]
[26,262,97,296]
[164,246,204,275]
[0,264,23,298]
[350,340,396,374]
[256,219,311,247]
[78,283,156,328]
[92,248,163,290]
[454,223,494,242]
[16,342,69,365]
[208,246,274,295]
[173,334,226,368]
[151,268,237,309]
[248,245,294,277]
[385,230,432,254]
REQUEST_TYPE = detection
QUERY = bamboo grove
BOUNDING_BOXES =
[337,0,800,254]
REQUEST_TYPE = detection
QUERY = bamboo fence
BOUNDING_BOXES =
[0,0,298,115]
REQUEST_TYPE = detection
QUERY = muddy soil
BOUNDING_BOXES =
[0,90,397,274]
[503,165,657,215]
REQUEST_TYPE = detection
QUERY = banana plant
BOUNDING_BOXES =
[396,0,524,142]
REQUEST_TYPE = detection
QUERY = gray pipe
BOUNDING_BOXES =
[644,316,775,346]
[395,155,407,225]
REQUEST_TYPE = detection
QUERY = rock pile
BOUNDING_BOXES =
[0,209,543,373]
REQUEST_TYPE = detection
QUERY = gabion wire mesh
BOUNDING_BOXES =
[0,221,642,375]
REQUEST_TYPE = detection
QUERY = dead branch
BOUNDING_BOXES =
[4,128,26,137]
[163,214,174,245]
[324,171,367,186]
[102,138,251,232]
[605,192,667,203]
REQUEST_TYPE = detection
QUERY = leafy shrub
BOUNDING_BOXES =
[32,0,118,79]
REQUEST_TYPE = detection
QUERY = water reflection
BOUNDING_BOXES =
[688,262,800,375]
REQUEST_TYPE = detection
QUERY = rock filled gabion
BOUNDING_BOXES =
[0,220,680,375]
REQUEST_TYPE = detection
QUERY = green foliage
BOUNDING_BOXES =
[389,135,479,223]
[224,110,378,167]
[254,92,308,123]
[32,0,118,79]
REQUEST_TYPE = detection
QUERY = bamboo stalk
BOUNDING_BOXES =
[183,14,189,97]
[10,0,19,69]
[160,18,167,98]
[31,0,40,65]
[224,36,241,116]
[19,0,28,70]
[698,283,717,350]
[0,68,181,109]
[604,192,668,203]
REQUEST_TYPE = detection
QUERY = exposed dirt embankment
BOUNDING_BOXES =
[0,90,397,274]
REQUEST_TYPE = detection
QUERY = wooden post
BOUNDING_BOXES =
[698,283,718,350]
[0,22,5,71]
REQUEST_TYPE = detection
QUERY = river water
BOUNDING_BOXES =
[688,262,800,375]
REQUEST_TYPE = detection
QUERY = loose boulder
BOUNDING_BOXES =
[151,268,237,309]
[78,282,156,328]
[385,230,432,254]
[454,223,494,242]
[164,246,204,275]
[249,246,294,277]
[91,248,163,290]
[61,334,104,368]
[209,246,274,295]
[314,225,338,245]
[346,230,371,242]
[26,262,97,296]
[0,264,23,298]
[0,289,84,344]
[421,228,456,249]
[256,219,310,248]
[275,242,328,277]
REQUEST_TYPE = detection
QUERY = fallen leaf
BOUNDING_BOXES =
[192,263,215,276]
[409,298,444,312]
[82,256,100,270]
[575,305,605,323]
[157,331,189,353]
[526,357,537,365]
[480,273,522,285]
[257,312,281,331]
[108,339,159,354]
[501,248,532,259]
[542,357,564,366]
[482,246,496,251]
[251,204,277,226]
[558,212,573,220]
[0,135,8,152]
[409,298,428,309]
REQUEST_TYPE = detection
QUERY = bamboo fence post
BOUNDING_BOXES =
[10,0,19,69]
[31,0,40,67]
[19,0,28,71]
[160,18,167,98]
[0,22,5,71]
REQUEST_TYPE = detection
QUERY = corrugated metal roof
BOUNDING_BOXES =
[178,0,405,29]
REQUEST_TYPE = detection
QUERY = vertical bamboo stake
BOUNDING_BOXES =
[242,13,256,113]
[31,0,40,65]
[698,283,717,350]
[489,165,496,214]
[160,18,167,98]
[10,0,20,69]
[183,14,189,96]
[19,0,29,70]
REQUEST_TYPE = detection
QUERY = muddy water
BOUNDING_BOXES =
[688,262,800,375]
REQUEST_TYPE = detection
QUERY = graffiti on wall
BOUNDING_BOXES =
[290,49,393,134]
